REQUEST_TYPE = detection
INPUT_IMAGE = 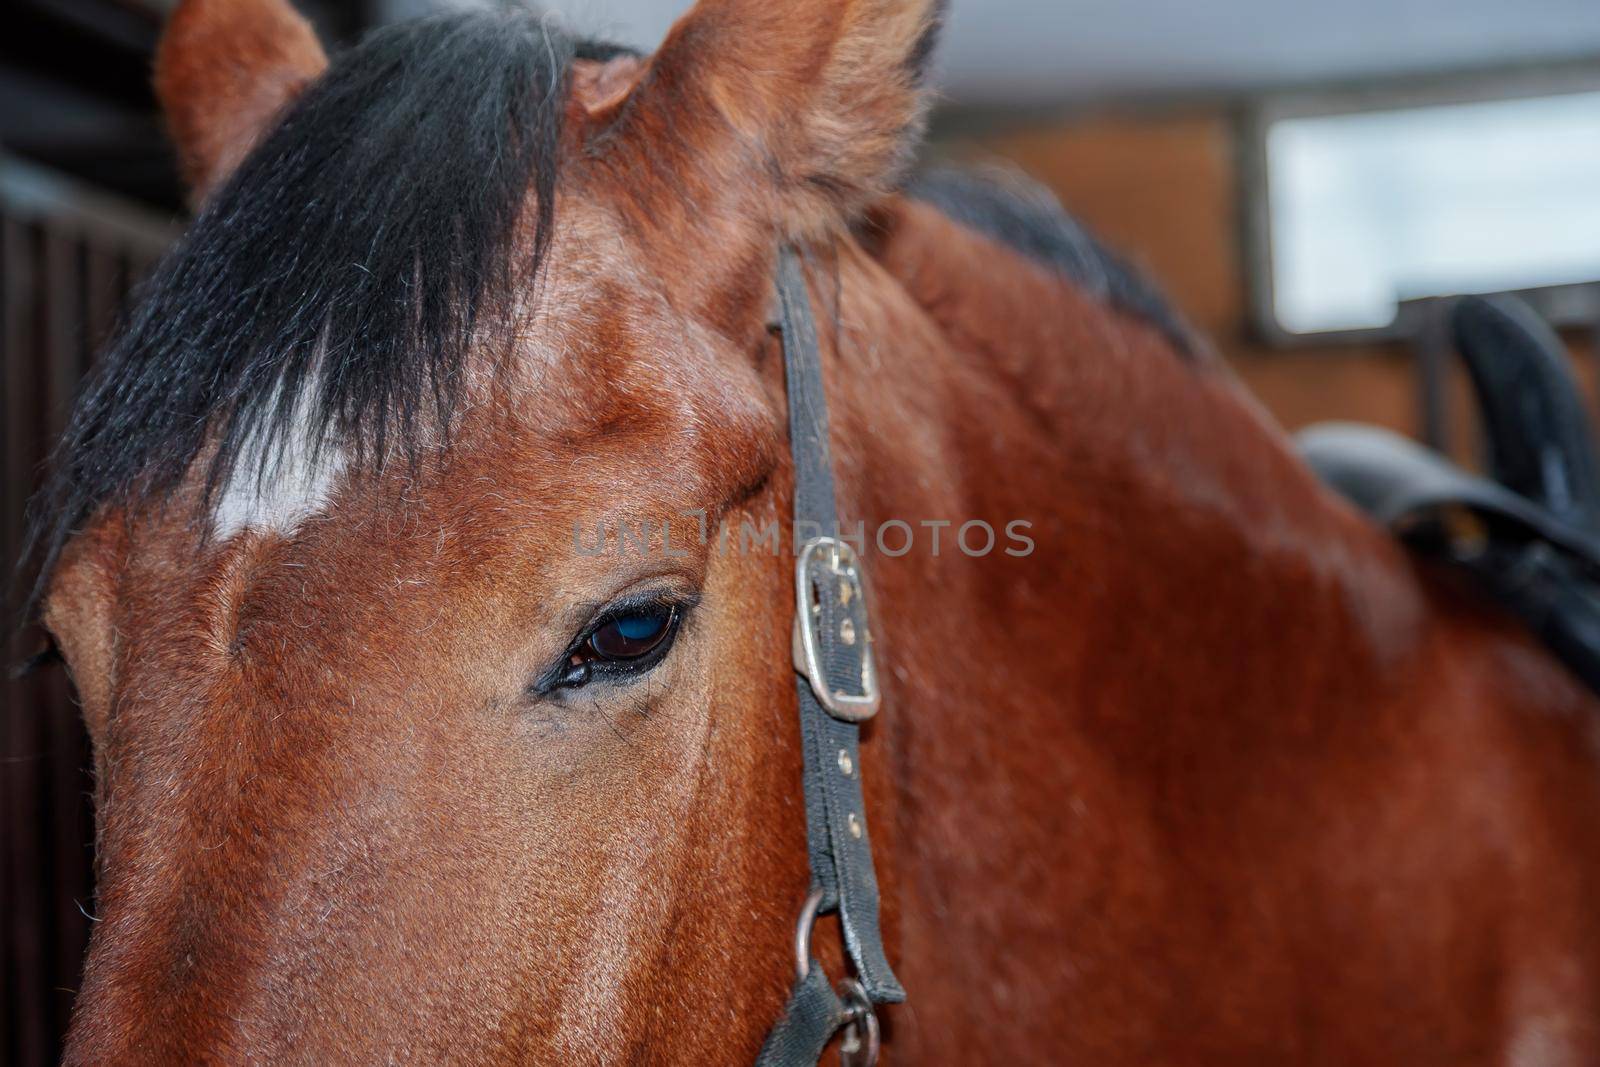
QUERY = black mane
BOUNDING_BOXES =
[904,165,1201,358]
[22,9,608,611]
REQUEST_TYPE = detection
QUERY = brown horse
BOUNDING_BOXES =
[28,0,1600,1061]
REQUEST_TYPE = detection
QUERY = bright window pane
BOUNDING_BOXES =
[1268,91,1600,334]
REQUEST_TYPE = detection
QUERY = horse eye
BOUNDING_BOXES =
[586,606,676,660]
[537,599,688,695]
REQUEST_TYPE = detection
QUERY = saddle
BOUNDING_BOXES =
[1298,295,1600,695]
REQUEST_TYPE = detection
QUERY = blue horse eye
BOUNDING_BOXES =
[588,607,675,660]
[615,614,666,641]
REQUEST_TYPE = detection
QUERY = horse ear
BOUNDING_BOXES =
[606,0,947,241]
[40,520,126,745]
[155,0,329,203]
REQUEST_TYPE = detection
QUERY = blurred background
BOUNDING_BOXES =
[3,0,1599,1062]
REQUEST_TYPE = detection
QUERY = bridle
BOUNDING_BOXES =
[756,248,903,1066]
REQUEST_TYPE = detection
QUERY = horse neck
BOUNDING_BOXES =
[834,196,1430,751]
[813,200,1595,1065]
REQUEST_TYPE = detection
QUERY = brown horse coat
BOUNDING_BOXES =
[34,0,1600,1062]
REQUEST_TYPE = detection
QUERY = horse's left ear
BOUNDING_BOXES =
[602,0,946,241]
[155,0,329,203]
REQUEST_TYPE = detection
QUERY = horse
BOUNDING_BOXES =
[26,0,1600,1061]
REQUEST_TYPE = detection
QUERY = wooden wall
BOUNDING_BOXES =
[1,159,173,1067]
[934,106,1599,440]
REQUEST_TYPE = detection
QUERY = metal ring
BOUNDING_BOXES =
[792,886,826,982]
[791,891,882,1066]
[837,979,880,1067]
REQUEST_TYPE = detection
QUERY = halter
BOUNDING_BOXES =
[755,248,904,1066]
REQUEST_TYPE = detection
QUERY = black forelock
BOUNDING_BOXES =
[18,8,1187,627]
[20,8,626,614]
[904,165,1202,359]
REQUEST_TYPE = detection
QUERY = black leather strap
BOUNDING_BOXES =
[755,965,850,1067]
[759,246,904,1064]
[776,247,841,540]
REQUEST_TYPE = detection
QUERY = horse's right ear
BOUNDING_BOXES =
[155,0,328,204]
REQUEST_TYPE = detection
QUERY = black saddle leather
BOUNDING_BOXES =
[1299,423,1600,566]
[1453,294,1600,530]
[1298,295,1600,696]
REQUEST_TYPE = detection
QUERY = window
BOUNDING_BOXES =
[1250,82,1600,342]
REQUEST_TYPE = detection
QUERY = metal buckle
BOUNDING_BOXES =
[792,536,881,722]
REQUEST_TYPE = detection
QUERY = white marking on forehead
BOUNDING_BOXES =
[212,385,346,540]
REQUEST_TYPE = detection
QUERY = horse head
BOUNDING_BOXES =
[38,0,947,1059]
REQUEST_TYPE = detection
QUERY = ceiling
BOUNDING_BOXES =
[7,0,1599,211]
[545,0,1600,105]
